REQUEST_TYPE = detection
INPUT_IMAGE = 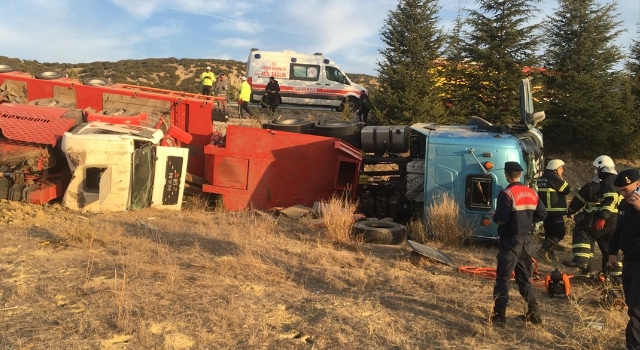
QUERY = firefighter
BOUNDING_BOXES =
[563,155,623,276]
[491,161,547,327]
[608,169,640,350]
[537,159,571,263]
[200,66,216,96]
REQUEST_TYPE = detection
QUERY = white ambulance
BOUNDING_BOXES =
[246,49,366,111]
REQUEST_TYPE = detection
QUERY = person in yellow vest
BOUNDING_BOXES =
[238,77,253,118]
[201,66,215,96]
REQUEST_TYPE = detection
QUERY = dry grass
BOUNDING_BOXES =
[318,193,359,245]
[0,200,630,350]
[426,191,473,246]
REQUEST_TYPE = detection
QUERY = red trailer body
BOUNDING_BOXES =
[203,125,362,210]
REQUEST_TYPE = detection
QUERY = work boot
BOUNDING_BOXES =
[518,303,543,324]
[490,307,506,328]
[537,239,556,264]
[562,258,588,270]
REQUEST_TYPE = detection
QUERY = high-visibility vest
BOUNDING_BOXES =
[201,72,215,86]
[239,81,251,101]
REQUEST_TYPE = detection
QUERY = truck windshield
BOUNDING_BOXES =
[130,144,154,210]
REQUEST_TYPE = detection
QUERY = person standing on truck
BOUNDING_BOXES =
[214,73,228,112]
[238,77,253,118]
[265,76,281,113]
[357,90,371,125]
[608,168,640,350]
[491,161,547,327]
[201,66,216,96]
[536,159,571,263]
[563,155,623,275]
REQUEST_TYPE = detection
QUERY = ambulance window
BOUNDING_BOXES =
[290,64,320,81]
[326,67,349,85]
[464,175,493,210]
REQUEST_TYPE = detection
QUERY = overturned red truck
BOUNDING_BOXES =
[0,66,362,212]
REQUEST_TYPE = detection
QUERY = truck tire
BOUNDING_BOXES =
[0,64,16,73]
[267,118,315,134]
[352,221,406,245]
[35,71,66,80]
[61,109,85,127]
[27,98,74,109]
[82,77,111,86]
[312,121,361,148]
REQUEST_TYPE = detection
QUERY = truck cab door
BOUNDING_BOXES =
[98,167,112,207]
[151,146,189,210]
[520,78,532,128]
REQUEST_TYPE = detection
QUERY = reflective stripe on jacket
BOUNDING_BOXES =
[537,169,570,214]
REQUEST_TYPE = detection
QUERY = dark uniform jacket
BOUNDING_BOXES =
[494,182,547,236]
[537,169,570,215]
[594,172,622,220]
[568,181,601,216]
[609,200,640,258]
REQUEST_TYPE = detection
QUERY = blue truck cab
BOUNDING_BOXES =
[358,79,545,241]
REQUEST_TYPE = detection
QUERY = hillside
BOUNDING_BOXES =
[0,56,378,95]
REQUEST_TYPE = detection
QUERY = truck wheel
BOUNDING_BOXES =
[339,96,360,113]
[352,221,406,245]
[82,77,111,86]
[27,98,75,108]
[35,71,66,80]
[61,109,85,127]
[0,64,16,73]
[267,118,315,134]
[312,121,361,147]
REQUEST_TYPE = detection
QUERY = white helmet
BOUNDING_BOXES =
[206,66,211,70]
[546,159,565,170]
[593,155,615,168]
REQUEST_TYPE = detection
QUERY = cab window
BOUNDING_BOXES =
[465,175,493,210]
[325,66,350,85]
[290,64,320,81]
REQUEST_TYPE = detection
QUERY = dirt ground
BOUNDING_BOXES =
[0,110,635,349]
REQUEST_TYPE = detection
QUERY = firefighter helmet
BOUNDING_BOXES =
[593,155,615,169]
[546,159,565,170]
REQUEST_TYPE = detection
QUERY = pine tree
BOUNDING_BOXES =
[461,0,542,124]
[542,0,627,157]
[629,25,640,105]
[373,0,446,125]
[441,6,472,123]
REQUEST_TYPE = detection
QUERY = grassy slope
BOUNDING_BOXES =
[0,195,629,349]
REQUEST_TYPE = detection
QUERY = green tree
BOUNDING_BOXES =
[542,0,628,157]
[629,25,640,106]
[373,0,446,125]
[462,0,542,124]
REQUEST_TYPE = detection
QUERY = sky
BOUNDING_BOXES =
[1,0,638,76]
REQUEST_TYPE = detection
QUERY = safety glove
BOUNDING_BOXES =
[594,219,606,231]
